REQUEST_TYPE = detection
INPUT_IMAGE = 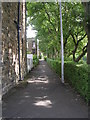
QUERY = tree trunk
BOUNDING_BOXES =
[82,2,90,64]
[87,34,90,64]
[82,2,90,106]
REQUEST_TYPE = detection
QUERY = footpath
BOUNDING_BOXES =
[3,60,88,118]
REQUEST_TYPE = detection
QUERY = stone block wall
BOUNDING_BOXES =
[2,2,27,95]
[0,1,2,118]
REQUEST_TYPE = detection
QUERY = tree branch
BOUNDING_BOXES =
[64,34,70,49]
[70,33,77,45]
[42,3,57,33]
[77,33,87,43]
[73,44,87,62]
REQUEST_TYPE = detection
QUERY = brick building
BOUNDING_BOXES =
[1,2,27,95]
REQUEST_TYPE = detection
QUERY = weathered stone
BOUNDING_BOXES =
[2,2,27,95]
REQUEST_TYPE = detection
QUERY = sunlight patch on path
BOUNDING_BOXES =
[33,100,52,108]
[28,75,49,84]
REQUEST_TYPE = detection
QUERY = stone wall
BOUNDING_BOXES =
[0,1,2,118]
[2,2,27,95]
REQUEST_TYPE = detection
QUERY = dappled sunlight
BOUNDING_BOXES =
[28,79,49,84]
[39,59,44,62]
[33,99,52,108]
[28,75,49,84]
[41,70,45,73]
[35,96,47,100]
[33,95,52,108]
[42,65,46,67]
[24,95,30,98]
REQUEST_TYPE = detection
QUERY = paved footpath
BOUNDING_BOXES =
[3,60,88,118]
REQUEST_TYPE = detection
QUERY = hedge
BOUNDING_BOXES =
[47,58,89,102]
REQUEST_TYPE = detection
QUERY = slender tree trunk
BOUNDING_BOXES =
[87,34,90,64]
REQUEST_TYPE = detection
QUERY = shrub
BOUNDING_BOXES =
[33,55,39,67]
[44,56,47,61]
[47,58,89,102]
[27,51,31,54]
[88,65,90,103]
[39,55,42,59]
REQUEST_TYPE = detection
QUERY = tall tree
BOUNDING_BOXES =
[82,2,90,64]
[27,2,88,62]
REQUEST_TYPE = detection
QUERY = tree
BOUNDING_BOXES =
[82,2,90,64]
[61,2,88,62]
[27,2,88,62]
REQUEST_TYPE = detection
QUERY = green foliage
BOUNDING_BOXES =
[47,58,89,102]
[27,2,88,62]
[64,56,73,61]
[39,55,42,59]
[44,56,47,61]
[27,51,31,54]
[33,55,39,67]
[88,65,90,103]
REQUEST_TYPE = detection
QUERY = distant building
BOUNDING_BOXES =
[27,37,37,55]
[37,39,40,58]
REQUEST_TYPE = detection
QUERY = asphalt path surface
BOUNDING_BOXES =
[3,60,88,118]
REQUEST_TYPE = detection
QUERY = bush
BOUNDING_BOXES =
[27,51,31,54]
[88,65,90,103]
[44,56,47,61]
[39,55,42,59]
[33,55,39,67]
[47,58,89,102]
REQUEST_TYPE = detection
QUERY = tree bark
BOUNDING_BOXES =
[87,31,90,64]
[82,2,90,64]
[71,33,87,62]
